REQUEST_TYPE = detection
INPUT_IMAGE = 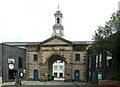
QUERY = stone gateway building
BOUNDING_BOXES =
[26,36,91,81]
[25,9,92,81]
[4,9,92,82]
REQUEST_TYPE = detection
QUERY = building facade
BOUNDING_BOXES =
[26,36,92,81]
[0,43,26,82]
[25,9,92,81]
[87,49,112,84]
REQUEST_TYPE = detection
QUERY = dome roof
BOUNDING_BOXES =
[54,10,63,17]
[53,24,63,29]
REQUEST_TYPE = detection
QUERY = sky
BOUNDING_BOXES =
[0,0,119,43]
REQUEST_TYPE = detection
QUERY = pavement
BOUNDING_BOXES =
[1,80,98,87]
[2,81,88,85]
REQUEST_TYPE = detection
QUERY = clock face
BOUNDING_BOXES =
[9,64,14,69]
[55,29,60,34]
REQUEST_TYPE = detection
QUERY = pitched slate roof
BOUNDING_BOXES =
[3,36,92,46]
[4,42,39,46]
[72,41,92,45]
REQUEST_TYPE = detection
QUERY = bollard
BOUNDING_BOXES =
[19,78,22,85]
[0,77,2,87]
[15,77,20,85]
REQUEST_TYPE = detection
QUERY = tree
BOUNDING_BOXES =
[92,24,113,54]
[109,10,120,31]
[92,10,120,73]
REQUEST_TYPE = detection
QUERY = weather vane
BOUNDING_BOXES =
[58,5,59,10]
[57,1,60,10]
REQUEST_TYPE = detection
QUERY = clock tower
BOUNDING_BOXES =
[52,8,64,37]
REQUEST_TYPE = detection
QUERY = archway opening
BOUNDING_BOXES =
[48,54,66,81]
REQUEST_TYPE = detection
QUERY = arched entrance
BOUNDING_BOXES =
[74,70,80,81]
[39,53,73,81]
[48,54,66,81]
[33,69,39,81]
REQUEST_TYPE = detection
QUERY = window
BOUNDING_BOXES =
[18,57,22,68]
[89,71,91,76]
[96,55,98,67]
[75,54,80,61]
[106,57,112,66]
[54,66,58,70]
[33,54,38,61]
[106,59,112,66]
[57,18,60,23]
[89,58,91,68]
[59,65,63,70]
[54,73,57,77]
[99,54,102,67]
[59,73,63,77]
[106,51,112,66]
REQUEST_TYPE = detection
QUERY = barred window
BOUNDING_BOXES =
[75,54,80,61]
[33,54,38,61]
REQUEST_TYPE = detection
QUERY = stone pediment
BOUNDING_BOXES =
[40,36,73,46]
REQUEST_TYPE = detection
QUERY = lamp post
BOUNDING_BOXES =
[15,69,20,85]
